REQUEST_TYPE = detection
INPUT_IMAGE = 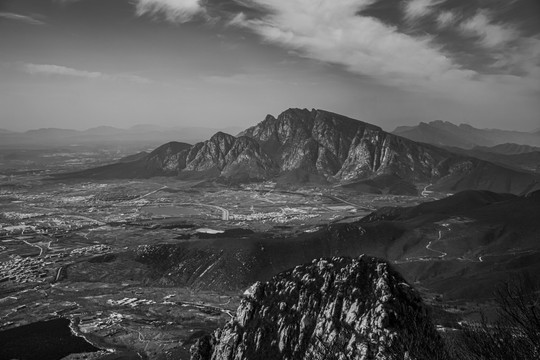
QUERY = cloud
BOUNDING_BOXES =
[436,11,456,28]
[135,0,205,23]
[22,64,152,84]
[228,0,475,91]
[403,0,443,21]
[24,63,102,78]
[0,12,45,25]
[459,11,518,48]
[491,37,540,78]
[221,0,540,105]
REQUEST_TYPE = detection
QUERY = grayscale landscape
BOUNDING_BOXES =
[1,1,539,360]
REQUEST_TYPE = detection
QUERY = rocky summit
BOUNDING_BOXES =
[190,255,446,360]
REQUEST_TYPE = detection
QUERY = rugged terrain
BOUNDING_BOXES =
[444,145,540,173]
[135,190,540,300]
[190,256,446,360]
[60,109,540,195]
[2,158,540,359]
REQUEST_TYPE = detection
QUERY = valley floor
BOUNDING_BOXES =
[1,167,529,359]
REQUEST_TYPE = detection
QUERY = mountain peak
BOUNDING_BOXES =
[191,255,447,360]
[210,131,234,139]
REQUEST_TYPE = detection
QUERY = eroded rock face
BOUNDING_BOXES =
[183,132,276,181]
[191,256,447,360]
[144,141,192,174]
[69,108,539,193]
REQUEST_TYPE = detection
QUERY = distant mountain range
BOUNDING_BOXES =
[446,145,540,174]
[473,143,540,154]
[0,125,243,149]
[61,108,540,195]
[393,120,540,149]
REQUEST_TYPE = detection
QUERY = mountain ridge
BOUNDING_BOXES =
[57,108,540,195]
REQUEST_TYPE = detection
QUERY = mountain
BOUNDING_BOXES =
[24,128,80,138]
[392,120,540,149]
[393,121,481,149]
[445,145,540,173]
[134,190,540,300]
[190,256,447,360]
[180,132,276,182]
[61,108,540,195]
[82,126,125,136]
[370,190,540,300]
[473,143,540,155]
[63,133,276,181]
[117,151,149,163]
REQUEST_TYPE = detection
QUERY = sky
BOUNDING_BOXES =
[0,0,539,132]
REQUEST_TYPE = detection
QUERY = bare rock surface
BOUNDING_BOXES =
[191,255,446,360]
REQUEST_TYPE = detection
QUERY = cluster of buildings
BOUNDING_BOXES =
[70,244,111,257]
[0,224,37,236]
[78,312,130,333]
[106,297,156,308]
[230,209,319,223]
[1,211,43,221]
[0,255,48,283]
[0,243,109,284]
[0,216,94,237]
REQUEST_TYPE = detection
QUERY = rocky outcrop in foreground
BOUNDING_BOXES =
[191,255,447,360]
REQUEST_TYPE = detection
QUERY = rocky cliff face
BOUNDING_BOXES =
[144,141,192,174]
[181,132,276,181]
[240,109,451,182]
[190,256,446,360]
[240,109,384,179]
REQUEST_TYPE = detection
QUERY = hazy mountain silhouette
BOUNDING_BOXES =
[445,145,540,174]
[393,120,540,149]
[0,125,242,149]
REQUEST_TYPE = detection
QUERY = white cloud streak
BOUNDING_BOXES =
[436,11,456,28]
[23,64,152,84]
[135,0,205,23]
[0,12,45,25]
[460,11,519,48]
[222,0,540,105]
[228,0,474,91]
[403,0,443,20]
